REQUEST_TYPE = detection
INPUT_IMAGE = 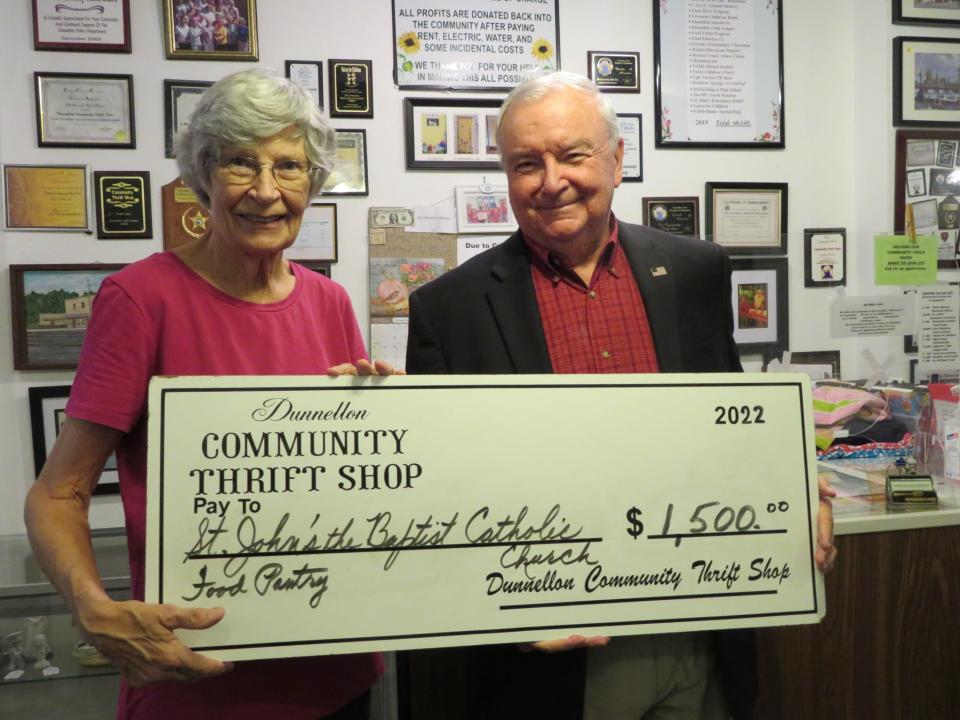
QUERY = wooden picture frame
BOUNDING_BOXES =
[29,385,119,495]
[10,264,124,370]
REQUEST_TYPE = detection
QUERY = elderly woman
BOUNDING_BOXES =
[24,69,387,719]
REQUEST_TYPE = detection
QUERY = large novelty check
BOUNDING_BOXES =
[146,374,824,661]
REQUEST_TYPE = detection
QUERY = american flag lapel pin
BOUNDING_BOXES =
[650,266,668,277]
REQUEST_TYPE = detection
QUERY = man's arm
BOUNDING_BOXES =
[24,416,231,686]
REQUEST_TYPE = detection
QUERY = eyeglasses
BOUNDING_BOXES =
[218,155,313,189]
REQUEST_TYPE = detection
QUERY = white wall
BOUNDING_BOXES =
[1,0,953,536]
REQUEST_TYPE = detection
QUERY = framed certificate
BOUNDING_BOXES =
[803,228,846,288]
[404,97,502,170]
[3,164,89,232]
[285,60,323,108]
[329,59,373,118]
[588,51,640,92]
[163,0,258,61]
[35,72,135,148]
[32,0,131,52]
[617,114,642,182]
[642,196,700,238]
[321,129,369,196]
[94,171,152,240]
[164,80,212,158]
[654,0,784,148]
[895,37,960,128]
[705,182,788,255]
[730,257,789,356]
[286,203,338,262]
[29,385,119,495]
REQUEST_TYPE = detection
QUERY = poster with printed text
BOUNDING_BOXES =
[393,0,559,90]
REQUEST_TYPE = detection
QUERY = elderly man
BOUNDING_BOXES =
[406,72,836,720]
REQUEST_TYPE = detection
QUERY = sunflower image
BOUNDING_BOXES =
[530,39,555,72]
[397,31,421,75]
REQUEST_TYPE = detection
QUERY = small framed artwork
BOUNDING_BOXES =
[894,129,960,267]
[33,0,131,52]
[370,257,444,318]
[93,171,152,240]
[404,97,502,170]
[705,182,788,255]
[29,385,119,495]
[321,129,368,196]
[163,0,258,60]
[894,1,960,27]
[35,72,135,148]
[587,51,640,92]
[654,0,784,148]
[730,257,788,356]
[803,228,846,288]
[10,264,125,370]
[642,196,700,237]
[617,114,642,182]
[894,37,960,127]
[164,80,213,158]
[3,164,89,232]
[285,60,323,108]
[328,59,373,118]
[456,185,515,233]
[285,203,338,262]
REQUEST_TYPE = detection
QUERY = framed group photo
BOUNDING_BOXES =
[163,0,258,61]
[730,257,789,356]
[705,182,788,254]
[3,164,89,232]
[894,37,960,127]
[10,264,124,371]
[164,79,212,158]
[29,385,119,495]
[456,185,515,233]
[321,129,368,196]
[894,129,960,267]
[894,0,960,26]
[35,72,135,148]
[404,97,502,170]
[32,0,131,52]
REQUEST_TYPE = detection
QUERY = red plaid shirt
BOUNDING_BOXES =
[525,220,660,374]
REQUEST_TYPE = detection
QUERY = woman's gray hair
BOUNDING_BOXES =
[175,68,335,205]
[496,71,620,153]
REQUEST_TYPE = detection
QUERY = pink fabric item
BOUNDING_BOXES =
[813,385,889,426]
[67,253,382,720]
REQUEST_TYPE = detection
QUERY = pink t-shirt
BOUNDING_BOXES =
[67,252,382,720]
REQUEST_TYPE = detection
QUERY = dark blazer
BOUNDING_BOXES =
[405,221,756,720]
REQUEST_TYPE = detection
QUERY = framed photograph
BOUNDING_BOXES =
[393,0,559,90]
[587,51,640,92]
[617,114,643,182]
[35,72,135,148]
[404,97,502,170]
[33,0,131,52]
[456,185,515,233]
[654,0,784,148]
[285,60,323,108]
[705,182,788,254]
[164,80,212,158]
[894,0,960,27]
[328,59,373,118]
[321,129,368,196]
[163,0,258,61]
[3,164,89,232]
[29,385,119,495]
[730,257,788,356]
[895,37,960,127]
[285,203,338,262]
[94,171,152,240]
[10,264,125,370]
[803,228,846,288]
[642,196,700,237]
[895,129,960,267]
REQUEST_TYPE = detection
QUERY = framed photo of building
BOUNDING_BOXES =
[730,257,788,356]
[163,0,258,61]
[10,264,124,370]
[28,385,119,495]
[404,97,502,170]
[894,36,960,127]
[705,182,788,254]
[894,1,960,27]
